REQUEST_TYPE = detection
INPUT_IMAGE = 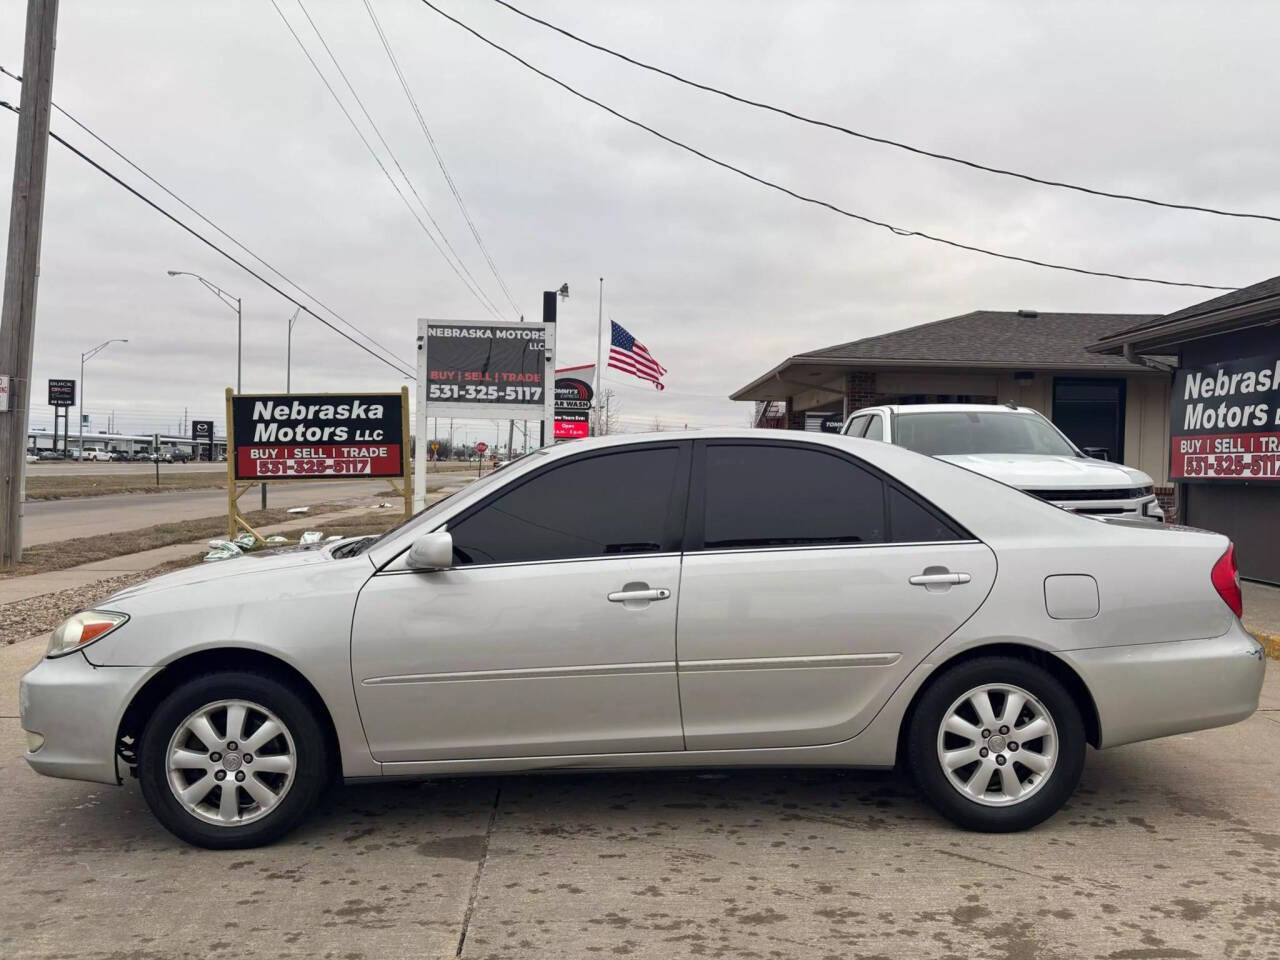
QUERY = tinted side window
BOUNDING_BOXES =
[889,487,962,543]
[449,447,681,565]
[702,444,885,549]
[863,416,884,441]
[843,415,868,437]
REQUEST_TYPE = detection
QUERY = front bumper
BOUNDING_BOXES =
[19,650,149,785]
[1062,620,1265,749]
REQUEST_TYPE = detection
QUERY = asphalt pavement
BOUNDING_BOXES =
[21,481,397,545]
[2,633,1277,960]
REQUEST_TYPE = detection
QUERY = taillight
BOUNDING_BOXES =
[1210,543,1243,619]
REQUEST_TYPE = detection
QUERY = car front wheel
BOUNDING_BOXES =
[138,672,329,848]
[907,656,1085,832]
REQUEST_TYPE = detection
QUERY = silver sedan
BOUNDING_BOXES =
[20,431,1264,847]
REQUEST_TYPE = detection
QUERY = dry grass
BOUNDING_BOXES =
[26,461,478,501]
[26,471,232,500]
[0,503,353,579]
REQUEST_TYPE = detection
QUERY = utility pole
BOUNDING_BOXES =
[0,0,59,568]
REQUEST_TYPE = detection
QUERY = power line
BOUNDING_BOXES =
[362,0,523,317]
[0,63,413,375]
[489,0,1280,226]
[416,0,1237,293]
[291,0,511,321]
[0,100,417,379]
[268,0,506,320]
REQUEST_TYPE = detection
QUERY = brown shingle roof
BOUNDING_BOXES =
[800,310,1159,367]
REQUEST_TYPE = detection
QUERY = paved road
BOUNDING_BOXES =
[27,461,226,476]
[1,636,1276,959]
[20,481,398,546]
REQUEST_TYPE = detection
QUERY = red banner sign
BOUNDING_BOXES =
[236,443,401,479]
[1171,431,1280,480]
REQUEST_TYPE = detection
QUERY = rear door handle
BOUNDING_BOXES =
[608,588,671,603]
[909,572,971,586]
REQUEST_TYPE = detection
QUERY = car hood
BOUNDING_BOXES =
[935,454,1151,489]
[103,541,366,602]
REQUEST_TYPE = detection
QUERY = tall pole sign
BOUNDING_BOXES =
[47,377,73,455]
[0,0,60,568]
[192,419,214,462]
[415,317,555,511]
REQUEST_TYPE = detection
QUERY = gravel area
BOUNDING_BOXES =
[0,555,200,646]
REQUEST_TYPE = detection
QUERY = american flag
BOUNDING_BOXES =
[608,320,667,391]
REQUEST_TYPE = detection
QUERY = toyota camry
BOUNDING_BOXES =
[19,431,1264,847]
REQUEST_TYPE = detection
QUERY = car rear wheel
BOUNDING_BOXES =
[138,672,328,848]
[907,656,1085,832]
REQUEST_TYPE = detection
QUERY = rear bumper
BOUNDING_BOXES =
[19,650,148,785]
[1062,621,1265,749]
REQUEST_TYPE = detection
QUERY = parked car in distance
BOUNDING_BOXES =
[20,431,1262,848]
[80,446,113,463]
[843,404,1165,523]
[169,449,192,464]
[36,449,65,461]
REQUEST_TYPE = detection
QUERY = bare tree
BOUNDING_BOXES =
[592,388,621,435]
[650,416,666,433]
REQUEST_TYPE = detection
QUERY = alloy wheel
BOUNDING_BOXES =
[935,682,1058,807]
[165,699,297,827]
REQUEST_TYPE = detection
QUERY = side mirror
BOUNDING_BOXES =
[406,529,454,571]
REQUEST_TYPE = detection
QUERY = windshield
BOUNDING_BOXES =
[893,411,1081,457]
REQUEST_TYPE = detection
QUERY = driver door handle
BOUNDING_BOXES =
[607,587,671,603]
[909,572,971,586]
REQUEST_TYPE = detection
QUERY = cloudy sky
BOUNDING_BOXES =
[3,0,1280,447]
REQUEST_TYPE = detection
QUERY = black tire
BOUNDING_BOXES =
[138,672,329,849]
[907,656,1085,832]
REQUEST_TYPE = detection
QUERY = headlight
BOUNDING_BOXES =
[46,610,128,658]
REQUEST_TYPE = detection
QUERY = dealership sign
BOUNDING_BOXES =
[48,378,75,407]
[422,320,548,414]
[555,363,594,440]
[1171,353,1280,481]
[229,391,407,480]
[415,318,556,511]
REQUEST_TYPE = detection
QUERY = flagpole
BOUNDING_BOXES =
[594,277,605,435]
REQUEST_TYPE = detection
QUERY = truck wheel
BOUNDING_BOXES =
[138,672,329,849]
[907,656,1085,832]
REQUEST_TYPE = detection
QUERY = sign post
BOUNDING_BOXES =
[224,386,412,539]
[415,318,555,511]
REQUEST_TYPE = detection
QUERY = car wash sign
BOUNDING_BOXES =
[1171,353,1280,481]
[555,364,594,439]
[229,391,407,480]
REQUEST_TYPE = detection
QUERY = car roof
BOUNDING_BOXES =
[854,403,1042,415]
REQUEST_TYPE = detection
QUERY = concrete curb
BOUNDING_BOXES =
[1251,631,1280,660]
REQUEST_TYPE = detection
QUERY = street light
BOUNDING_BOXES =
[286,307,300,392]
[79,339,128,461]
[167,270,242,392]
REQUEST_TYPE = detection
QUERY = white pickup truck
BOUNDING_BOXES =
[80,446,113,463]
[842,403,1164,523]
